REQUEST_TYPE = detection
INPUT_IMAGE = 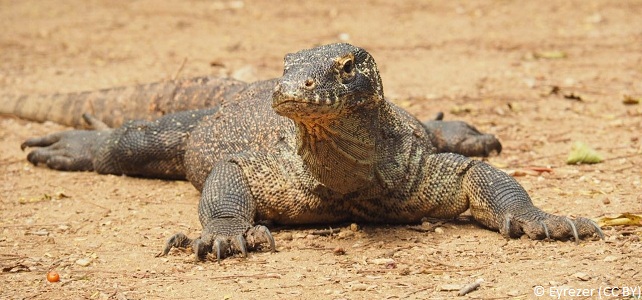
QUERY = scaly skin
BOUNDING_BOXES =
[4,70,502,157]
[2,77,246,128]
[20,43,602,262]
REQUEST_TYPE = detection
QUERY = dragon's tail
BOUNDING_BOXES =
[1,76,247,128]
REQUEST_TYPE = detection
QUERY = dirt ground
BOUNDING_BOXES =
[1,0,641,299]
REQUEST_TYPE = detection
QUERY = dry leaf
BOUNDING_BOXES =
[563,92,584,101]
[623,94,640,105]
[533,50,567,59]
[450,104,474,115]
[597,213,642,227]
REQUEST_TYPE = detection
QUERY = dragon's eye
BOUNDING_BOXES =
[336,54,356,84]
[342,59,354,74]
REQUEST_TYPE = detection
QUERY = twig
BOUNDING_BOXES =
[297,246,334,251]
[607,152,642,161]
[524,166,554,173]
[0,253,27,257]
[613,164,637,172]
[205,272,282,281]
[310,227,340,236]
[458,278,484,296]
[423,257,462,268]
[0,223,68,228]
[86,201,112,215]
[356,268,397,274]
[171,57,188,81]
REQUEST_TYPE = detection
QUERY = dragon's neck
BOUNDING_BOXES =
[295,105,379,195]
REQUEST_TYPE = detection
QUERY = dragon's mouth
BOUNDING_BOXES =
[273,97,330,108]
[272,94,343,123]
[273,88,336,109]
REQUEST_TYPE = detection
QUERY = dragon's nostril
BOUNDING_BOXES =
[303,78,315,89]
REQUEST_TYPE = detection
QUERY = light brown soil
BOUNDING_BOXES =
[1,1,641,299]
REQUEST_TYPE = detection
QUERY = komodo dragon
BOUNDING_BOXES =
[13,43,602,262]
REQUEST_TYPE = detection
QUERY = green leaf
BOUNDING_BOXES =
[566,141,603,164]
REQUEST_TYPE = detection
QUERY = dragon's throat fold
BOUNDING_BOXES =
[296,117,378,195]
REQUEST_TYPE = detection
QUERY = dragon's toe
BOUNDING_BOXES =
[501,212,604,242]
[159,221,276,262]
[157,232,193,257]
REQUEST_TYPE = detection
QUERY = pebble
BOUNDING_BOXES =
[371,258,395,266]
[338,230,354,238]
[333,247,346,256]
[30,230,49,236]
[232,65,258,83]
[573,272,590,281]
[338,33,351,42]
[434,227,445,234]
[603,255,618,262]
[507,290,520,296]
[280,232,293,241]
[75,258,92,267]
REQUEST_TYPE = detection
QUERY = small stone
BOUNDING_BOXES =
[338,230,354,238]
[434,227,445,234]
[231,65,258,82]
[573,272,590,281]
[333,247,346,256]
[602,197,610,204]
[305,234,318,240]
[603,255,618,262]
[371,258,395,266]
[507,290,520,296]
[349,223,359,232]
[280,232,293,241]
[350,283,368,291]
[338,33,351,41]
[75,258,92,267]
[29,229,49,236]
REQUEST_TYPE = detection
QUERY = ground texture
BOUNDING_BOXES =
[1,1,641,299]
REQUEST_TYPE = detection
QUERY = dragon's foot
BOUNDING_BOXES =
[158,220,276,262]
[21,130,110,171]
[500,211,604,242]
[423,120,502,157]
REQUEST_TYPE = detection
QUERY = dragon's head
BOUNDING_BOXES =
[272,43,384,122]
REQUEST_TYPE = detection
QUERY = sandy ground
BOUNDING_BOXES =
[1,0,641,299]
